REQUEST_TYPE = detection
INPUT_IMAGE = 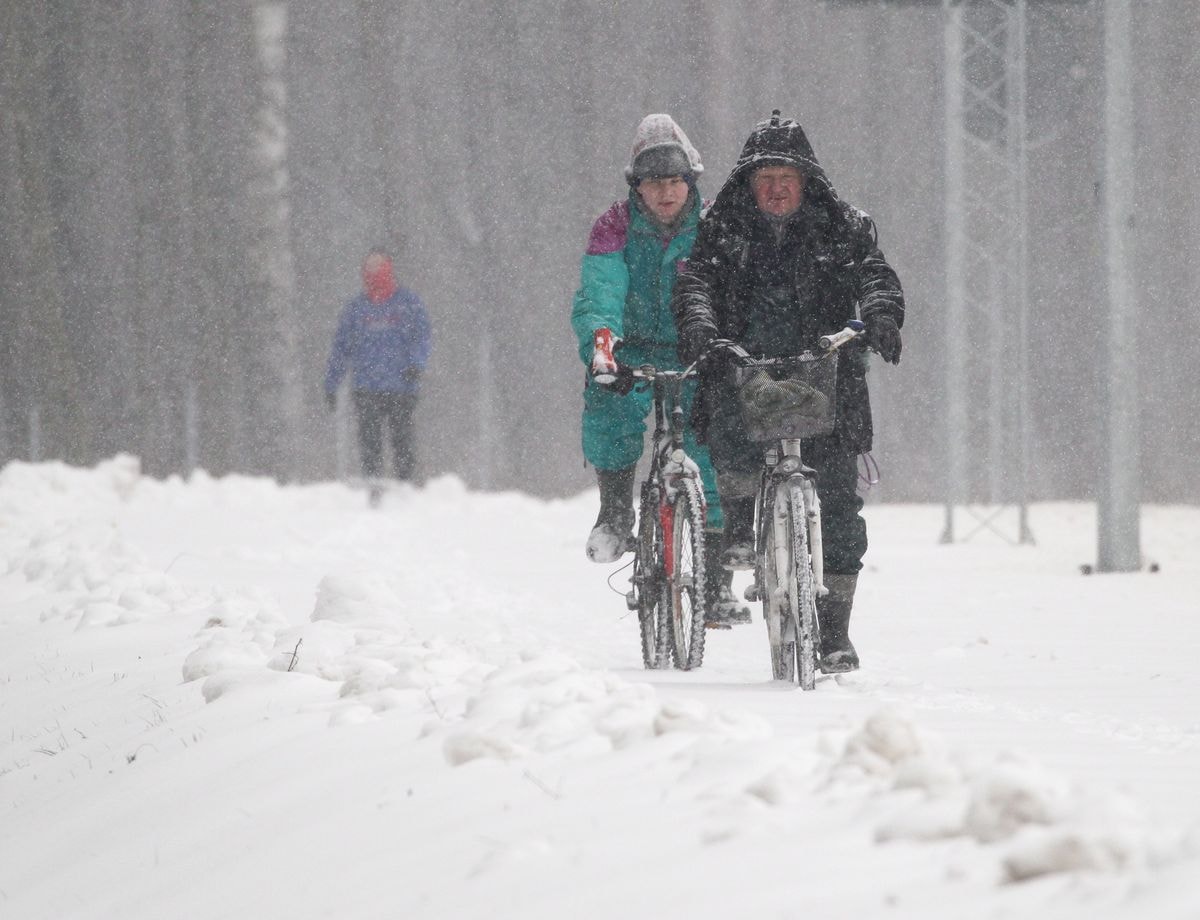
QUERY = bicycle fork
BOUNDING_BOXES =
[799,476,827,598]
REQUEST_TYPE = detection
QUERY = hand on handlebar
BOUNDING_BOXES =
[700,338,753,370]
[590,327,636,394]
[863,314,902,364]
[593,364,635,395]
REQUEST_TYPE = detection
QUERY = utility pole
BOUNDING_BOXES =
[1096,0,1141,572]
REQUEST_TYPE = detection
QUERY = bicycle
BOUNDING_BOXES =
[615,361,708,671]
[732,321,865,690]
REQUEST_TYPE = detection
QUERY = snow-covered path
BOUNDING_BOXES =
[2,458,1198,919]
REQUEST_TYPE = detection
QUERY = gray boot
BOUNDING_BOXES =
[703,537,752,627]
[586,465,637,563]
[818,573,859,673]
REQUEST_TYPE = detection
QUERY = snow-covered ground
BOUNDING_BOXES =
[3,457,1199,919]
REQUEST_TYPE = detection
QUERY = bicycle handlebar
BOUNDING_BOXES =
[817,320,866,353]
[625,360,701,381]
[596,322,863,387]
[718,322,868,370]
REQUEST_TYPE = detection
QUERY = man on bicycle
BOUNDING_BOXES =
[672,110,905,671]
[571,113,749,627]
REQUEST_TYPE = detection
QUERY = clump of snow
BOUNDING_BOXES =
[311,573,408,628]
[1003,827,1142,882]
[839,706,930,773]
[185,592,290,681]
[829,708,1174,882]
[964,756,1072,842]
[12,522,145,593]
[742,761,819,807]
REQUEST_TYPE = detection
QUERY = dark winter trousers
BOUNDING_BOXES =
[708,431,867,575]
[352,390,418,481]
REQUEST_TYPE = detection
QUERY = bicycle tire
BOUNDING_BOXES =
[761,483,793,682]
[785,480,820,690]
[635,484,666,669]
[761,479,819,688]
[664,478,707,670]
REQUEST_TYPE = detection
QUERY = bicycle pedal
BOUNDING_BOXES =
[625,590,638,611]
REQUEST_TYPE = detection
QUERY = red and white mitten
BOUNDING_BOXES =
[590,328,620,383]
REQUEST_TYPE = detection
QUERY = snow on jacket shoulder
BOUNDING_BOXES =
[324,287,431,394]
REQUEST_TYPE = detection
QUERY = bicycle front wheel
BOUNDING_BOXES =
[762,479,819,689]
[762,482,793,682]
[664,478,707,670]
[785,479,820,690]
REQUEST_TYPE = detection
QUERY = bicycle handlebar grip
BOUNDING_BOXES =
[818,323,865,352]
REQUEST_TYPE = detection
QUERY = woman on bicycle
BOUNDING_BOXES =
[571,114,749,627]
[671,110,906,671]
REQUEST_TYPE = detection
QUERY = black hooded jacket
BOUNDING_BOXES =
[672,112,904,452]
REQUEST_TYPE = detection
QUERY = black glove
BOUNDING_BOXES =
[324,390,337,412]
[402,366,423,386]
[595,364,635,396]
[864,315,902,364]
[699,338,753,370]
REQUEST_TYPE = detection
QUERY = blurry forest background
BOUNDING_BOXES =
[2,1,1197,502]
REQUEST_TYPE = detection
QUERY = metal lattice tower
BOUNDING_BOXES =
[940,0,1035,544]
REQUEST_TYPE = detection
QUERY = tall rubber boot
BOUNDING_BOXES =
[586,465,637,563]
[818,573,859,673]
[720,497,756,571]
[703,538,751,627]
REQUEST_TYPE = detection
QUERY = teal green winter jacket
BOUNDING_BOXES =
[571,191,703,365]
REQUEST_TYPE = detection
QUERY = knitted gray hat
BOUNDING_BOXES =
[624,114,704,185]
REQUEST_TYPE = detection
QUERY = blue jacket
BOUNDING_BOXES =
[324,287,431,394]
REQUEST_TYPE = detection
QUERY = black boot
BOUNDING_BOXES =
[586,465,637,563]
[703,538,752,627]
[818,573,859,673]
[720,497,756,571]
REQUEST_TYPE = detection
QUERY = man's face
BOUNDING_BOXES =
[750,165,805,218]
[637,176,690,223]
[362,253,390,281]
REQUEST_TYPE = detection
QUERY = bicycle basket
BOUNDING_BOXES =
[733,357,837,441]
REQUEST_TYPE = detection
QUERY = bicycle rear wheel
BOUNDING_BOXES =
[635,484,666,669]
[664,478,707,670]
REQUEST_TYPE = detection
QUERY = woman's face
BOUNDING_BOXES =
[637,176,690,223]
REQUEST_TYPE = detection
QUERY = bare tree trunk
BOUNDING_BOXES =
[251,1,303,481]
[0,3,90,463]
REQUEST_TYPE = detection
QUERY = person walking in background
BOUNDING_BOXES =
[325,247,431,506]
[672,111,905,671]
[571,113,749,627]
